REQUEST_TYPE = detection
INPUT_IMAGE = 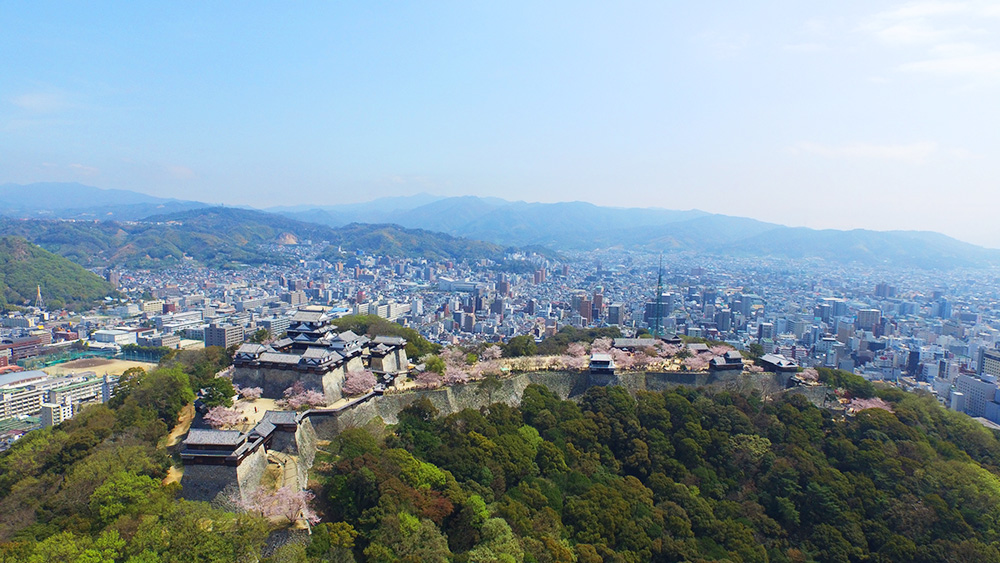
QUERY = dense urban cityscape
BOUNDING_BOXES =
[8,239,1000,446]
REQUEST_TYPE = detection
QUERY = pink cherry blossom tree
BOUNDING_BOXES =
[343,369,377,396]
[633,348,658,370]
[682,355,710,371]
[849,397,894,413]
[799,368,820,382]
[444,365,470,386]
[441,347,468,366]
[415,371,444,389]
[278,382,327,409]
[204,406,244,429]
[591,338,613,353]
[480,345,503,361]
[710,345,733,356]
[561,353,588,371]
[239,486,321,525]
[239,386,263,400]
[611,348,635,370]
[478,360,504,377]
[657,343,681,358]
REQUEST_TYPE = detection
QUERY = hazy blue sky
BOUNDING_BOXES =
[3,2,1000,245]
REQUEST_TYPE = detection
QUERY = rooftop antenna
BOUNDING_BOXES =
[653,254,663,338]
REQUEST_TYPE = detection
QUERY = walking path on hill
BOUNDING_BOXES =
[165,403,195,448]
[162,403,195,485]
[267,451,299,489]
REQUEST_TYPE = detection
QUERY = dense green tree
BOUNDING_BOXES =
[503,335,537,358]
[424,355,446,375]
[198,377,235,408]
[249,328,271,343]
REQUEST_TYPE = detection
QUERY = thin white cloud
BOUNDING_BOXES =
[697,31,750,59]
[870,20,977,46]
[878,1,971,20]
[900,50,1000,74]
[166,165,195,180]
[858,1,1000,77]
[792,141,938,161]
[783,42,829,53]
[69,163,100,176]
[10,92,69,113]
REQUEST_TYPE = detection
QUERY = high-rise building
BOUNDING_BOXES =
[758,322,774,340]
[205,324,245,349]
[715,310,733,333]
[856,309,882,331]
[956,374,1000,417]
[874,282,896,298]
[980,349,1000,378]
[607,303,625,326]
[644,293,677,327]
[579,298,592,323]
[40,402,74,427]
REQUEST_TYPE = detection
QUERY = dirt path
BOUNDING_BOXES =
[267,451,300,489]
[163,465,184,486]
[165,403,195,448]
[162,403,195,486]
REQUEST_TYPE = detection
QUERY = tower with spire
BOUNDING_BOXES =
[653,255,663,338]
[35,285,44,310]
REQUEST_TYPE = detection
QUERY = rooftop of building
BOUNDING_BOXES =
[0,370,49,389]
[184,428,245,446]
[612,338,658,349]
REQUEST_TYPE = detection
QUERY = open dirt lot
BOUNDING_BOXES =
[42,358,159,377]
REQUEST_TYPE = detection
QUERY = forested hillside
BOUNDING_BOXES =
[0,236,113,311]
[317,384,1000,563]
[0,208,518,270]
[5,366,1000,562]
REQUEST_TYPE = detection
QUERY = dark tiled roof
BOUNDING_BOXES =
[612,338,657,349]
[235,343,267,356]
[184,429,244,446]
[259,352,301,364]
[290,310,327,323]
[335,330,361,342]
[261,410,298,425]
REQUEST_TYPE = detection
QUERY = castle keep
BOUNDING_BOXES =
[231,308,408,402]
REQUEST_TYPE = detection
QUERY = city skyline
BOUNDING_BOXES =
[4,2,1000,246]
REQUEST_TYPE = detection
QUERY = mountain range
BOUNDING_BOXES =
[0,207,514,269]
[270,194,1000,268]
[2,182,997,269]
[0,182,209,221]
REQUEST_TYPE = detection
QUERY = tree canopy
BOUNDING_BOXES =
[312,384,1000,563]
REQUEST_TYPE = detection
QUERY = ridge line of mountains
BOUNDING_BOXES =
[1,181,997,269]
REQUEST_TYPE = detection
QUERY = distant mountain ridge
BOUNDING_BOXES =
[0,182,209,220]
[6,183,999,268]
[722,227,1000,269]
[0,207,521,269]
[274,194,1000,267]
